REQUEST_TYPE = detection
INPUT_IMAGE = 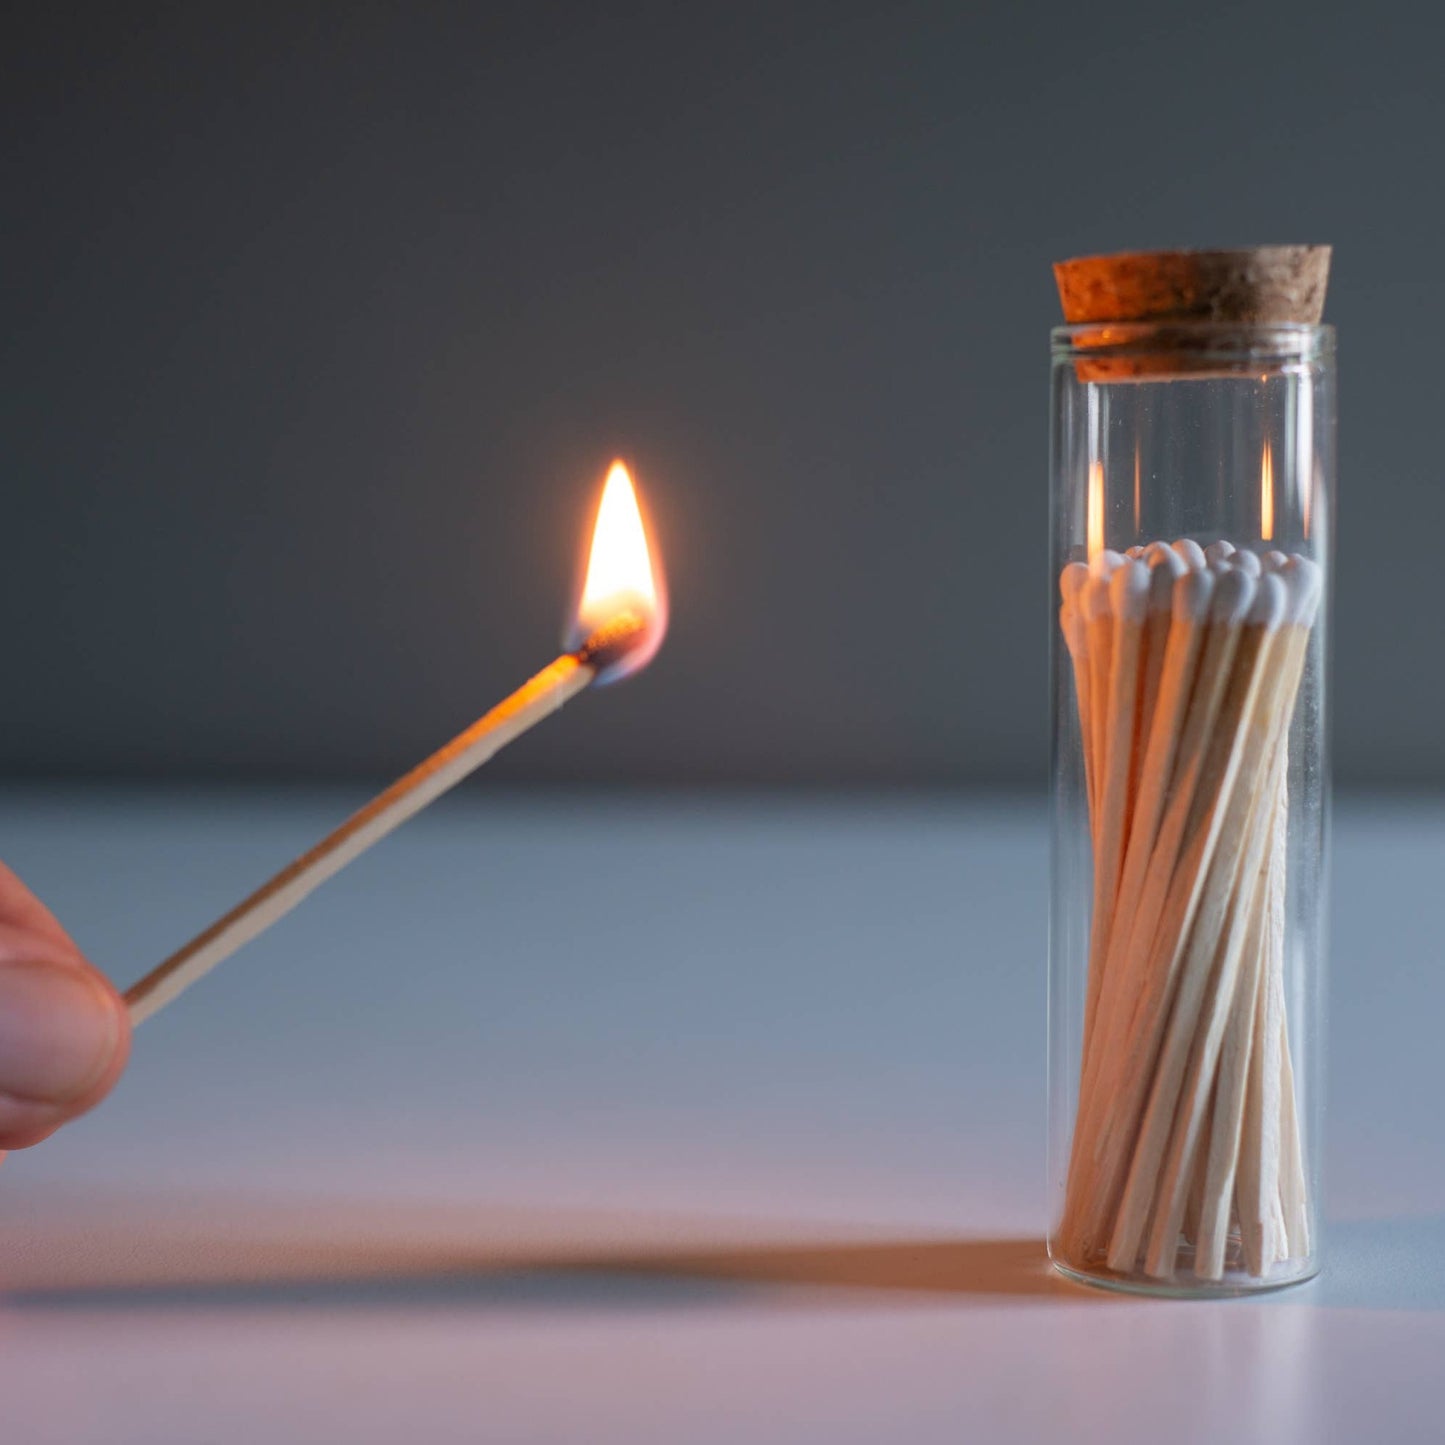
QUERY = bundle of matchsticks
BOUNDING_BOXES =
[1058,537,1322,1283]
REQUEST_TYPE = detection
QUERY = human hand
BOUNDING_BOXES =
[0,862,130,1153]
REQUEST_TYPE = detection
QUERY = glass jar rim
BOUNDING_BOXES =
[1052,320,1334,365]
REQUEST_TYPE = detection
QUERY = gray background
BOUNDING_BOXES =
[4,3,1438,789]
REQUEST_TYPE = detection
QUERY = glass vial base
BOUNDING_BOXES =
[1050,1239,1320,1299]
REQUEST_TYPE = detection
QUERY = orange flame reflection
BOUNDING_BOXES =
[572,460,667,680]
[1260,441,1275,542]
[1087,459,1105,560]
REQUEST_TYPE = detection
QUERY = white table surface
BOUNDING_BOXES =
[0,786,1440,1443]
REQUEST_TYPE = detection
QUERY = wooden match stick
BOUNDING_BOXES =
[1182,1091,1213,1248]
[1064,568,1253,1258]
[1135,546,1187,780]
[1226,754,1290,1275]
[1129,568,1318,1277]
[1107,577,1289,1273]
[1278,1007,1311,1257]
[1119,576,1306,1270]
[1266,566,1320,1261]
[1059,562,1094,820]
[1237,908,1282,1272]
[1192,794,1273,1279]
[1082,560,1149,1048]
[1179,734,1294,1277]
[1237,627,1316,1270]
[1268,637,1315,1261]
[1083,558,1119,836]
[123,614,647,1026]
[1073,564,1211,1099]
[1057,541,1322,1279]
[1068,568,1257,1258]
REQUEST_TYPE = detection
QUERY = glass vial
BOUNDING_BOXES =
[1047,302,1334,1296]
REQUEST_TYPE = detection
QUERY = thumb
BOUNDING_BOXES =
[0,920,130,1150]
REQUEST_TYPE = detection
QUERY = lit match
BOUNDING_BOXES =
[124,460,666,1026]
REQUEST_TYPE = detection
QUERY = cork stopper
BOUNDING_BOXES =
[1054,246,1331,379]
[1055,247,1331,326]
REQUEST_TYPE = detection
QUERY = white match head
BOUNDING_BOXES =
[1060,560,1090,608]
[1089,548,1125,581]
[1280,555,1324,626]
[1246,571,1287,629]
[1142,540,1173,566]
[1147,544,1187,611]
[1210,566,1256,624]
[1125,544,1145,559]
[1204,540,1236,567]
[1082,572,1113,624]
[1173,565,1215,623]
[1230,548,1262,577]
[1171,538,1206,570]
[1262,550,1289,573]
[1110,557,1150,622]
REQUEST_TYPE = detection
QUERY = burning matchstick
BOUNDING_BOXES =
[124,461,667,1026]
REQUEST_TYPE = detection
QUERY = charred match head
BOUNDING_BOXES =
[575,609,651,676]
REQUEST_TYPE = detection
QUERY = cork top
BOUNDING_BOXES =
[1054,247,1331,326]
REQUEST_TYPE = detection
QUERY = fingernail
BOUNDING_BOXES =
[0,963,123,1103]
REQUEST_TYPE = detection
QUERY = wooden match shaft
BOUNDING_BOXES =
[1181,1090,1212,1248]
[1059,599,1093,821]
[1192,803,1272,1279]
[1069,585,1267,1262]
[1104,622,1284,1272]
[1085,562,1149,1044]
[1108,607,1296,1273]
[1139,733,1285,1278]
[1243,781,1295,1270]
[1238,880,1282,1274]
[1078,566,1206,1070]
[1131,552,1181,817]
[1063,578,1251,1257]
[1243,769,1290,1274]
[1266,726,1310,1261]
[1116,612,1311,1278]
[1085,580,1115,837]
[1277,1001,1311,1256]
[1059,542,1320,1280]
[1059,563,1094,827]
[124,650,601,1025]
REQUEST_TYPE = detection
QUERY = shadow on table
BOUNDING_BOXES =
[18,1212,1432,1314]
[0,1194,1106,1312]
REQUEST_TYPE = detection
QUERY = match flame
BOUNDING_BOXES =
[571,460,667,681]
[1260,441,1275,542]
[1087,459,1105,560]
